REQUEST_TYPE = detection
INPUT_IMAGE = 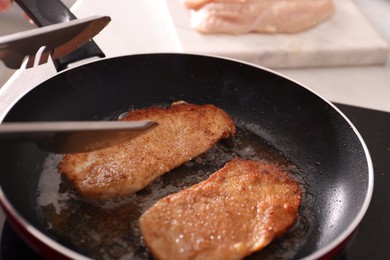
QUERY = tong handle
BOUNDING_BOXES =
[15,0,76,27]
[14,0,105,71]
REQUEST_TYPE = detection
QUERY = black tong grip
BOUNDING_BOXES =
[14,0,105,71]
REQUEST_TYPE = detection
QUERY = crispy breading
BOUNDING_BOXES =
[139,158,302,260]
[58,103,236,200]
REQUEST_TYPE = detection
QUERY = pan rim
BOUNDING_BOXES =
[0,53,374,259]
[297,103,374,259]
[193,53,374,259]
[0,189,90,259]
[233,55,374,259]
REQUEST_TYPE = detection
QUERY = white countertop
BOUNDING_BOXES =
[0,0,389,113]
[75,0,390,113]
[278,0,390,113]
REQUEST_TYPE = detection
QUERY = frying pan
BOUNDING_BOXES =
[0,1,373,259]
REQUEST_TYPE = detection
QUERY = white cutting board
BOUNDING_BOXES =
[166,0,389,68]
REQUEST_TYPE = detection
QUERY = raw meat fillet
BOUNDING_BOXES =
[183,0,335,34]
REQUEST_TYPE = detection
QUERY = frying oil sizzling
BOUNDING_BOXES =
[37,125,314,260]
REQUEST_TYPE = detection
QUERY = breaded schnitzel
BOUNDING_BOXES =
[58,102,236,200]
[139,158,301,259]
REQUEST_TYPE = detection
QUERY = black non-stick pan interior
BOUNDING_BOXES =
[0,54,372,259]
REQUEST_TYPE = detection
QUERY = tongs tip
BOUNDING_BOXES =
[0,120,157,154]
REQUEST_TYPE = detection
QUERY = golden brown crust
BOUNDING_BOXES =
[139,158,302,259]
[58,103,236,200]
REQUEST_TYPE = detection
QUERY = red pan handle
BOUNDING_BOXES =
[14,0,105,71]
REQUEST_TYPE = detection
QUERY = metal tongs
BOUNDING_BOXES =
[0,15,111,70]
[0,121,157,154]
[0,4,157,153]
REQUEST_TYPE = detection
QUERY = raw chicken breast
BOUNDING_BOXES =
[183,0,335,34]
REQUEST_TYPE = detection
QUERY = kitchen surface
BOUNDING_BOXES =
[0,0,389,259]
[1,0,390,112]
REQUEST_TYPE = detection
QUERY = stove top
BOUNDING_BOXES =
[1,103,389,259]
